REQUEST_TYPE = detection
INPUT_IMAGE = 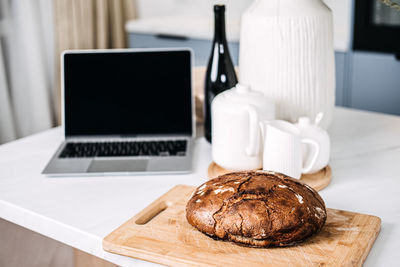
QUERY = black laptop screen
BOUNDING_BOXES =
[63,50,192,137]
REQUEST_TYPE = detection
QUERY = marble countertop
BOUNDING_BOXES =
[0,107,399,266]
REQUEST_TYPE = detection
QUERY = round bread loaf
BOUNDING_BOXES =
[186,171,327,247]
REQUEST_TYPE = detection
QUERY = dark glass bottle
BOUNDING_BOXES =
[204,4,238,143]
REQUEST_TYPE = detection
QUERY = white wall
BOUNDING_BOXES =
[136,0,253,21]
[323,0,353,51]
[135,0,352,51]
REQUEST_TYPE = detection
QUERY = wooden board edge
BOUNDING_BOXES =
[356,215,382,267]
[102,238,208,267]
[103,185,194,245]
[103,185,198,266]
[103,187,382,267]
[314,165,332,191]
[325,211,382,267]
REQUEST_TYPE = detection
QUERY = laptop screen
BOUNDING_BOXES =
[63,49,193,137]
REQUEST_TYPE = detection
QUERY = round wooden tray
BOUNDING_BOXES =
[207,162,332,192]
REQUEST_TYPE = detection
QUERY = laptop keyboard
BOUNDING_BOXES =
[59,140,187,158]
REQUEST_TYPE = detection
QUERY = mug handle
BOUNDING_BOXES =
[301,138,320,173]
[245,105,259,156]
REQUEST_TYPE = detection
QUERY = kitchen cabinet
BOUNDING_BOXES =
[349,51,400,115]
[334,52,347,106]
[128,32,239,66]
[335,50,400,115]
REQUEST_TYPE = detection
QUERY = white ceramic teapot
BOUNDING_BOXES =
[296,114,331,173]
[211,84,275,170]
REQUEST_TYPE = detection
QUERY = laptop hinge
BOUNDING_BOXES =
[65,135,192,142]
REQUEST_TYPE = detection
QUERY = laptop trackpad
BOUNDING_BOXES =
[87,159,148,173]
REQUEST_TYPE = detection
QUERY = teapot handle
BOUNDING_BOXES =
[245,105,259,156]
[301,138,320,174]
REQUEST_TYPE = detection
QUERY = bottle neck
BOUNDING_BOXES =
[213,7,227,43]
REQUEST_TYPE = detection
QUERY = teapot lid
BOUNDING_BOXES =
[296,116,328,138]
[298,117,312,127]
[220,84,268,106]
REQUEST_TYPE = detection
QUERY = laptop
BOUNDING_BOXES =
[43,48,195,176]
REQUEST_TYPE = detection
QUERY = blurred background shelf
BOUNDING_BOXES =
[127,0,400,116]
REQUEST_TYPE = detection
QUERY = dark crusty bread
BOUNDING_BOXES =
[186,171,327,247]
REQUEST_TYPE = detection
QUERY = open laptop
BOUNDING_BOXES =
[43,48,195,176]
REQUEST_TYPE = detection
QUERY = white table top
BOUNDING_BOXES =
[1,107,399,266]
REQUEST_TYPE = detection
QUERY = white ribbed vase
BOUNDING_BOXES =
[239,0,335,129]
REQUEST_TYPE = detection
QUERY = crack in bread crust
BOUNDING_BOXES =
[237,176,253,192]
[212,186,278,238]
[186,171,327,248]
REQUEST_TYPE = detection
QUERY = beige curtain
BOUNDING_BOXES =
[53,0,137,123]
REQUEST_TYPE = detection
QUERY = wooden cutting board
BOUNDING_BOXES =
[103,185,381,267]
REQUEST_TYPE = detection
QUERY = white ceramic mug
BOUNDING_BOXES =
[260,120,320,179]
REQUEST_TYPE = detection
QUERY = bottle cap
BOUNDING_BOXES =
[214,5,225,12]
